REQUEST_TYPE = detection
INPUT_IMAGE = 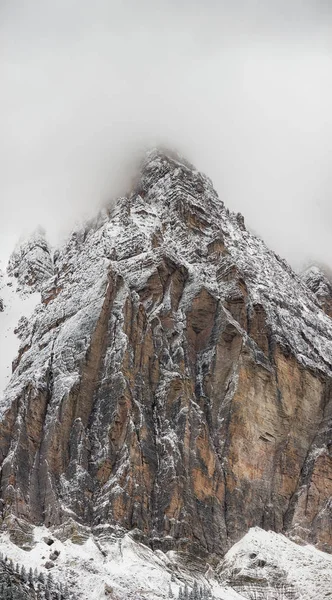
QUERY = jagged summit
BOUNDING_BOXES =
[141,146,207,175]
[7,228,53,294]
[0,151,331,576]
[110,148,332,375]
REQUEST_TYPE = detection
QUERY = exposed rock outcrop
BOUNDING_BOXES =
[0,150,332,559]
[7,229,53,294]
[301,265,332,318]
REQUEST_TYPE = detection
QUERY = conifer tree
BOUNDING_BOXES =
[38,571,45,584]
[47,570,53,587]
[20,565,27,583]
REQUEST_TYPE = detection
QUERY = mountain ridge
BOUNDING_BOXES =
[0,149,331,597]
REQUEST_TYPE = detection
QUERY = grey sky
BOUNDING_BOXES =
[1,1,332,271]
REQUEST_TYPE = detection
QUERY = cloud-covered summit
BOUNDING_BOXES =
[1,0,332,270]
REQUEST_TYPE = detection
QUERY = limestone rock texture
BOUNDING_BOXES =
[1,150,332,560]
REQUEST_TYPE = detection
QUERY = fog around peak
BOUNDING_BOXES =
[1,0,332,271]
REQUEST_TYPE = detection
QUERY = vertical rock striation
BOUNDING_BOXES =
[0,150,332,558]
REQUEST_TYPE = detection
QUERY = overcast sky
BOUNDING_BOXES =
[1,0,332,272]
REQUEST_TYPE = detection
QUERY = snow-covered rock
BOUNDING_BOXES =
[0,524,245,600]
[301,265,332,318]
[7,228,53,294]
[0,269,40,399]
[0,149,331,585]
[0,524,330,599]
[218,527,332,600]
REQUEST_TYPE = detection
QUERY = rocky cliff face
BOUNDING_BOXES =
[1,150,332,561]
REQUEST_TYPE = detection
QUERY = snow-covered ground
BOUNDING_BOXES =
[220,527,332,600]
[0,524,331,599]
[0,525,245,600]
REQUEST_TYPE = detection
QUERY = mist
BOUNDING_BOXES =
[1,0,332,272]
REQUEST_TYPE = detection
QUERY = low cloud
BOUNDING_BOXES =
[1,0,332,271]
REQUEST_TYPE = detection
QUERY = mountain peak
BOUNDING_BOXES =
[0,155,331,594]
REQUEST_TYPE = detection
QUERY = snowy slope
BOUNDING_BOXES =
[0,526,245,600]
[219,527,332,600]
[0,525,331,599]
